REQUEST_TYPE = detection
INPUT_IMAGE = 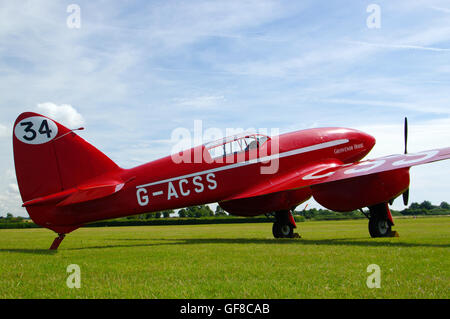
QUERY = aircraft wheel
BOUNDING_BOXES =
[272,222,282,238]
[272,221,294,238]
[369,217,391,237]
[369,204,392,238]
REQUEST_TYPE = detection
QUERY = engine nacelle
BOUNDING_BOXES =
[311,168,410,212]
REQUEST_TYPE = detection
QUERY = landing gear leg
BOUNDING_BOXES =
[368,203,398,238]
[272,210,299,238]
[49,233,66,250]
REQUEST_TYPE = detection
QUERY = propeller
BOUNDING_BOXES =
[402,117,410,206]
[404,117,408,155]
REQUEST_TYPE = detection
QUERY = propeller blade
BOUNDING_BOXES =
[404,117,408,154]
[403,189,409,206]
[401,117,410,206]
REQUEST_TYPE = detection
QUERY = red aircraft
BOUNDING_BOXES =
[12,112,450,249]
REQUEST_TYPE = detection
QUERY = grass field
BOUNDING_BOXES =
[0,217,448,299]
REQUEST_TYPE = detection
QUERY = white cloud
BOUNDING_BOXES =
[430,6,450,14]
[355,118,450,157]
[321,98,450,115]
[221,43,374,78]
[36,102,85,128]
[0,171,25,217]
[174,95,226,109]
[8,183,19,194]
[5,169,15,179]
[347,40,450,52]
[0,124,8,138]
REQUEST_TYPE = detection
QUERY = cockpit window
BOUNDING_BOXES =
[205,133,269,159]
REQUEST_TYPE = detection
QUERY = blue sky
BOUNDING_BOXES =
[0,0,449,216]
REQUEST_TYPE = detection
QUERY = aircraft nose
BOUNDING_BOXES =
[349,130,376,161]
[363,132,376,151]
[354,130,376,156]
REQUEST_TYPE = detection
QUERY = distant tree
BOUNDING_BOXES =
[6,213,13,219]
[174,205,216,218]
[440,201,450,210]
[197,205,213,217]
[192,206,205,218]
[162,210,174,218]
[205,206,214,217]
[299,208,318,219]
[178,209,186,218]
[420,201,433,210]
[154,212,161,218]
[342,210,361,217]
[185,207,196,217]
[409,202,421,210]
[215,206,227,216]
[194,210,202,218]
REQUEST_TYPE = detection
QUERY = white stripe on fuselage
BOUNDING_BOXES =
[136,139,349,189]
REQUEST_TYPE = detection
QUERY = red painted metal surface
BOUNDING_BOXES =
[12,112,450,241]
[311,168,410,212]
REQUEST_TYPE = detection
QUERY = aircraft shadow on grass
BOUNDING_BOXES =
[63,237,449,251]
[1,237,448,254]
[0,248,57,255]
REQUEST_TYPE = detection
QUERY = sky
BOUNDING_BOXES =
[0,0,449,217]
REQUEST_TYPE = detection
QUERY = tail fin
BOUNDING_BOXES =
[13,112,119,205]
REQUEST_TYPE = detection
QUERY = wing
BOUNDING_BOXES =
[226,147,450,200]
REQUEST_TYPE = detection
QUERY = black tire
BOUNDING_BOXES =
[368,203,393,238]
[368,216,392,237]
[272,222,281,238]
[272,221,294,238]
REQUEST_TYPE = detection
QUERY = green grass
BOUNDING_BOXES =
[0,217,448,299]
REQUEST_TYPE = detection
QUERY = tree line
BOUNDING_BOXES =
[128,200,450,220]
[0,200,449,223]
[124,205,228,220]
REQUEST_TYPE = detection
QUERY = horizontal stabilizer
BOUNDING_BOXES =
[57,181,126,206]
[23,179,130,208]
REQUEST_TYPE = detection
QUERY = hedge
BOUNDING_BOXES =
[0,222,41,229]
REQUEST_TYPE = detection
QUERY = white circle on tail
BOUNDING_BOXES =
[14,116,58,145]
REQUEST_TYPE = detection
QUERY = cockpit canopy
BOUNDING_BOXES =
[204,132,270,159]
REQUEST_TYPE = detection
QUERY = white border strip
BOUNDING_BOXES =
[136,139,349,188]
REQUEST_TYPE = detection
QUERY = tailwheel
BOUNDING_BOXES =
[368,203,397,238]
[272,210,297,238]
[49,233,66,250]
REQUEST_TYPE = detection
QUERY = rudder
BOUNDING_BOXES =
[13,112,119,205]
